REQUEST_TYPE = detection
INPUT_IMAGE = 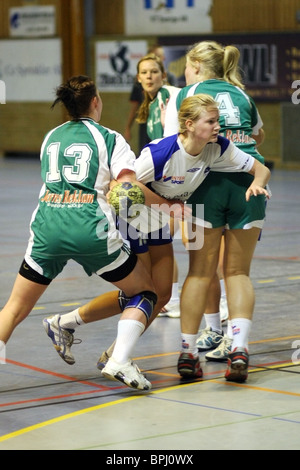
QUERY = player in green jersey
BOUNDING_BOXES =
[136,52,183,317]
[136,52,180,143]
[0,75,159,391]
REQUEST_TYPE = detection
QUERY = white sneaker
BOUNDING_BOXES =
[220,297,229,324]
[101,358,152,390]
[158,300,180,318]
[205,335,233,362]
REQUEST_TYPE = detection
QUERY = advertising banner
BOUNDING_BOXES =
[0,39,62,102]
[160,33,300,102]
[125,0,212,35]
[95,40,147,92]
[9,6,56,38]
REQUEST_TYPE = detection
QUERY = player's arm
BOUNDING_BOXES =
[251,128,265,147]
[134,181,191,220]
[116,169,136,183]
[246,159,271,201]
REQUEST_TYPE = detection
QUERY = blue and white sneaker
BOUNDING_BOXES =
[43,314,77,365]
[196,326,224,351]
[205,335,233,362]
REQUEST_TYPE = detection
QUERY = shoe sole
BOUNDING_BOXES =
[43,320,75,365]
[178,369,203,379]
[205,354,229,363]
[225,362,248,382]
[178,364,203,379]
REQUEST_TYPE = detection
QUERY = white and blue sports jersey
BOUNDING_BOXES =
[135,134,254,202]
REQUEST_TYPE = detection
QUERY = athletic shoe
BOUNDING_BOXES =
[177,352,203,379]
[196,327,224,351]
[96,350,110,371]
[158,300,180,318]
[205,335,233,362]
[43,314,77,365]
[220,297,229,324]
[101,358,152,390]
[225,347,249,383]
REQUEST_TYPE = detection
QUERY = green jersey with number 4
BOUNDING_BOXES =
[166,79,264,163]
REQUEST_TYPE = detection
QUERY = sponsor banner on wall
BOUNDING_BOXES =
[125,0,212,35]
[0,39,62,102]
[160,33,300,102]
[9,6,56,37]
[95,40,147,92]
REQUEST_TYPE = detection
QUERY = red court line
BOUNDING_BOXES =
[0,389,115,408]
[0,358,127,409]
[1,353,297,410]
[3,358,109,389]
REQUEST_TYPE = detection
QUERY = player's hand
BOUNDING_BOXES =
[245,185,271,201]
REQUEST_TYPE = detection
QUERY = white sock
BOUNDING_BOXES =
[59,309,85,330]
[181,333,198,357]
[204,312,222,334]
[226,320,233,339]
[112,319,145,364]
[0,340,6,364]
[220,279,226,298]
[231,318,252,350]
[170,282,179,303]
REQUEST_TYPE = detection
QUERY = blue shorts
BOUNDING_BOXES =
[118,218,172,254]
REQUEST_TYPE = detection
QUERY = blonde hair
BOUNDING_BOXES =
[178,94,218,135]
[186,40,244,89]
[135,53,166,124]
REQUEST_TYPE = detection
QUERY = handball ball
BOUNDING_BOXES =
[109,182,145,216]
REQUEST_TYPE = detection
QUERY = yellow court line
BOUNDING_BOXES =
[257,279,276,284]
[0,381,200,443]
[0,395,140,443]
[0,362,299,443]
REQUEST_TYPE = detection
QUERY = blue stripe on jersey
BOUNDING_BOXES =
[216,135,230,156]
[146,134,180,180]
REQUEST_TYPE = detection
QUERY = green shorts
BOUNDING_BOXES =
[188,172,266,229]
[25,207,132,279]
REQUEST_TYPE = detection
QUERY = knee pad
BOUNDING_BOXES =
[124,290,157,323]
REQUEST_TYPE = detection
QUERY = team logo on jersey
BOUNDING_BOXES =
[187,167,201,173]
[40,190,95,206]
[163,175,185,184]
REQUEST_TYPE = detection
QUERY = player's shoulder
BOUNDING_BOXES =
[208,135,231,156]
[145,134,179,159]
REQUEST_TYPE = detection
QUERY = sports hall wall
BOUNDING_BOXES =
[1,0,300,167]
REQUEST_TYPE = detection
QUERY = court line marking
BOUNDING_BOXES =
[0,361,299,443]
[0,332,299,409]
